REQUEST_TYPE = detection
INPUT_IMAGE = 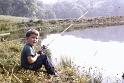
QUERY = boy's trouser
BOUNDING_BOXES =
[28,54,55,75]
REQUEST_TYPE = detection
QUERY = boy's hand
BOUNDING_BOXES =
[37,50,42,54]
[37,45,47,54]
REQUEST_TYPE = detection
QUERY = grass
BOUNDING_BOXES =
[0,15,30,23]
[0,40,103,83]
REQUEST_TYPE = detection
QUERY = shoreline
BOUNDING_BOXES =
[0,16,124,41]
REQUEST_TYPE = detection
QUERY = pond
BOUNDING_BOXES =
[42,25,124,83]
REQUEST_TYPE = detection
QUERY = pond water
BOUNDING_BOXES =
[42,25,124,83]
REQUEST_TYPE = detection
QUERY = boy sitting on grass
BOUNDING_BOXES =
[21,29,57,76]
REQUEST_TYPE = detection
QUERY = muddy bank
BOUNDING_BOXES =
[43,16,124,35]
[73,16,124,28]
[57,16,124,29]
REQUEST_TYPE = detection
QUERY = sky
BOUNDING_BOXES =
[39,0,77,4]
[40,0,58,4]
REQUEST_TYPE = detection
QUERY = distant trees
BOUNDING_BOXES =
[0,0,88,19]
[0,0,124,19]
[0,0,37,17]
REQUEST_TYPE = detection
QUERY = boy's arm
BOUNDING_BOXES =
[27,53,40,64]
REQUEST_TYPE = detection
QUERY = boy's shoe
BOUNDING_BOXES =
[53,72,59,77]
[47,72,59,78]
[122,73,124,79]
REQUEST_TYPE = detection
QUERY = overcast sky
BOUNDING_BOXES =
[40,0,58,4]
[39,0,77,4]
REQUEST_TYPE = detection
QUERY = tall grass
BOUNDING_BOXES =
[57,56,103,83]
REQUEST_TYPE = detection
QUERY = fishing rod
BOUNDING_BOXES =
[40,10,88,52]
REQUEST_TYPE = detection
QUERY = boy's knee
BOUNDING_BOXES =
[39,54,48,60]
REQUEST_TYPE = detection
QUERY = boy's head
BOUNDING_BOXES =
[26,29,39,37]
[25,29,39,46]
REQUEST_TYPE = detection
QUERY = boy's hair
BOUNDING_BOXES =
[26,29,39,37]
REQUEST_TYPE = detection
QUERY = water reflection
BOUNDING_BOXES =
[63,25,124,42]
[42,25,124,82]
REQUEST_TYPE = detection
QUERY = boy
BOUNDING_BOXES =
[21,29,57,76]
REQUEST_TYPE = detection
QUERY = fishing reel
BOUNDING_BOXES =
[41,45,47,50]
[40,45,47,55]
